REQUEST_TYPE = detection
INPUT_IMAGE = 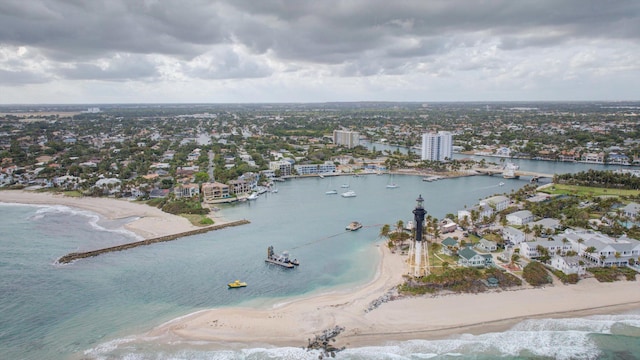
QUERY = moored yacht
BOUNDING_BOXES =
[341,190,357,198]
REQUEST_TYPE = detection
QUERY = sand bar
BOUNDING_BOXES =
[149,244,640,349]
[0,190,230,239]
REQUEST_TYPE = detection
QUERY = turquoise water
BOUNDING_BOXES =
[1,173,639,359]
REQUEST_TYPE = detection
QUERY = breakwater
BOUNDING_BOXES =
[57,219,250,264]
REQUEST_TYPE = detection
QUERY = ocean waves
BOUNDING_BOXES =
[87,313,640,360]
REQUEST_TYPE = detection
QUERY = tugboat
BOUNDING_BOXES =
[346,221,363,231]
[265,246,299,268]
[228,280,247,288]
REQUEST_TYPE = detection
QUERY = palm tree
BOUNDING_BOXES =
[379,224,391,240]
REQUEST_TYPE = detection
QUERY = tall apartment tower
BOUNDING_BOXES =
[333,130,360,148]
[421,131,453,161]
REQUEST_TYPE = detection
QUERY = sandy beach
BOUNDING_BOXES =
[149,243,640,349]
[0,190,231,239]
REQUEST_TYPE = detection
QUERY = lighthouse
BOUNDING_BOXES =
[407,194,429,277]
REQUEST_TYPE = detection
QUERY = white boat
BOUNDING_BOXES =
[271,188,279,193]
[325,190,338,195]
[341,190,357,198]
[346,221,363,231]
[499,182,505,186]
[341,183,349,188]
[386,174,398,189]
[247,192,259,200]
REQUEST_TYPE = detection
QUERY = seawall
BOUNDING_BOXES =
[57,219,250,264]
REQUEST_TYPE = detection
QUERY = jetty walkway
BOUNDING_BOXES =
[57,219,250,264]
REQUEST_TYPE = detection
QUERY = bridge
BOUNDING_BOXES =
[473,167,554,181]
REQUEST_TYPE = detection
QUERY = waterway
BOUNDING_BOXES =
[1,157,638,359]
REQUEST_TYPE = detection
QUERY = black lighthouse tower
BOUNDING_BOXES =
[413,195,426,242]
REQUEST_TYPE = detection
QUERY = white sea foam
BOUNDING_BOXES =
[29,204,143,240]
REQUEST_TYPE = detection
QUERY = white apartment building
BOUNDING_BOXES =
[421,131,453,162]
[333,130,360,148]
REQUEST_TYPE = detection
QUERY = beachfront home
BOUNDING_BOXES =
[502,226,525,245]
[551,255,586,276]
[519,238,572,259]
[476,238,498,252]
[458,247,492,268]
[562,229,640,267]
[441,237,458,256]
[506,210,534,226]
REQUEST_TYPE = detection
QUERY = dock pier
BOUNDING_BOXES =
[57,219,250,264]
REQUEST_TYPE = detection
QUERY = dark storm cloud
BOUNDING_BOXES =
[3,0,638,61]
[0,0,639,86]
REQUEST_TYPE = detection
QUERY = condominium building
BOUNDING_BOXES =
[333,130,360,148]
[421,131,452,161]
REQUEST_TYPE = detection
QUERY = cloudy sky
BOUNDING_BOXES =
[1,0,639,104]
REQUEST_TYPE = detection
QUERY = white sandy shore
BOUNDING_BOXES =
[0,190,231,239]
[148,243,640,349]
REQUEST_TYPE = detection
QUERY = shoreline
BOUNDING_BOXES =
[146,240,640,350]
[0,190,233,240]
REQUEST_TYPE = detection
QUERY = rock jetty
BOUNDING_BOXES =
[306,325,346,359]
[57,219,249,264]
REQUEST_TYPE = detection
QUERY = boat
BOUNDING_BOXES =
[341,190,357,198]
[325,189,338,195]
[228,280,247,288]
[265,246,298,268]
[386,174,398,188]
[247,192,259,200]
[346,221,363,231]
[499,182,505,186]
[340,183,349,188]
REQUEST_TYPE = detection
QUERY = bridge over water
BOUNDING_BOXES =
[474,167,554,180]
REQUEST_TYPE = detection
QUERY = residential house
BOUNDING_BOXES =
[622,202,640,219]
[457,204,493,224]
[530,218,561,235]
[502,226,525,245]
[562,229,640,267]
[202,182,231,202]
[506,210,534,226]
[269,160,293,177]
[551,255,586,276]
[481,195,510,212]
[519,238,572,259]
[581,152,605,164]
[174,183,200,199]
[458,247,492,267]
[441,237,458,256]
[476,238,498,252]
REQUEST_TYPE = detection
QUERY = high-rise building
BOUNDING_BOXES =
[421,131,452,161]
[333,130,359,148]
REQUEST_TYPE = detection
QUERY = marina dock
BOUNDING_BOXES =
[57,219,250,264]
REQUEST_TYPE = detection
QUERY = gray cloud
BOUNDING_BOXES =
[0,0,638,102]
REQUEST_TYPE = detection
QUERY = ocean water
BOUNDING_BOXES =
[1,174,639,360]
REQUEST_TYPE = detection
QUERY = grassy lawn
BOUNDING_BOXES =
[63,190,84,197]
[540,184,640,197]
[181,214,214,226]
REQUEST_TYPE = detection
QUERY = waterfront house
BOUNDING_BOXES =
[476,238,498,252]
[481,195,510,212]
[551,255,586,276]
[502,226,525,245]
[519,238,572,259]
[458,247,492,267]
[563,229,640,266]
[457,204,493,224]
[202,182,231,202]
[506,210,534,226]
